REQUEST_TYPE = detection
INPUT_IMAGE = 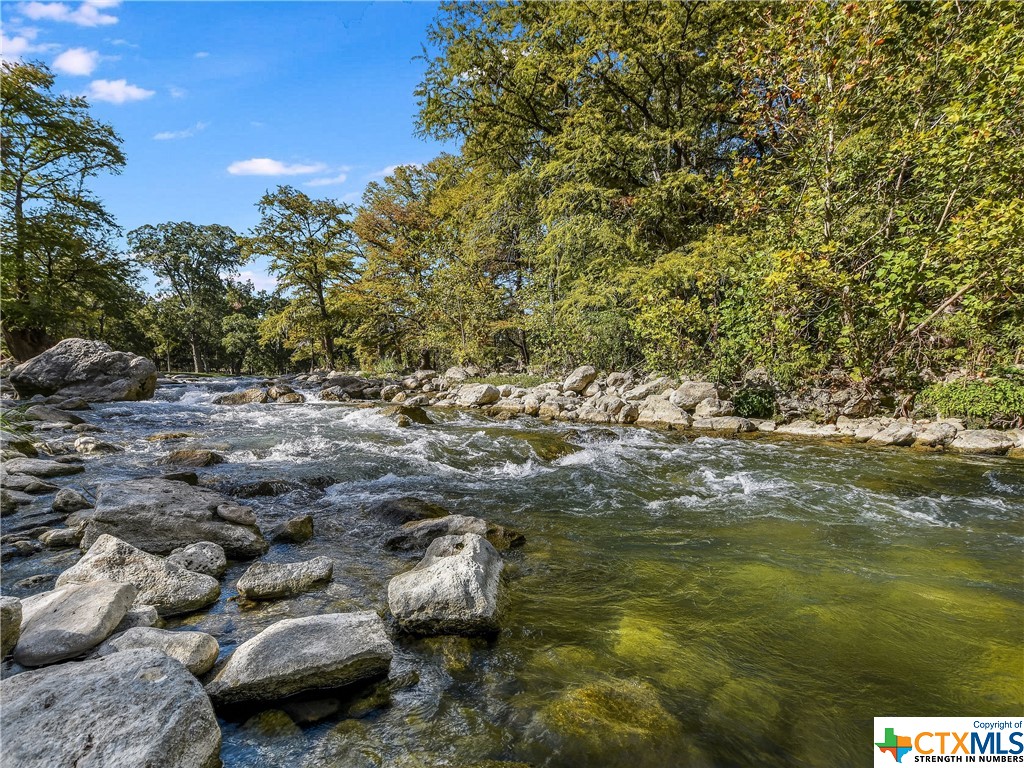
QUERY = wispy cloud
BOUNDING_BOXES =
[52,46,100,75]
[227,158,327,176]
[153,121,208,141]
[108,37,136,47]
[0,30,59,61]
[19,0,120,27]
[86,78,154,104]
[168,86,187,99]
[194,51,209,59]
[306,168,351,187]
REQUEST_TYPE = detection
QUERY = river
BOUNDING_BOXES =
[6,377,1022,767]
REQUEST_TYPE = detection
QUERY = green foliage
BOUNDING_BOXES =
[917,379,1024,428]
[733,389,777,420]
[1,60,141,360]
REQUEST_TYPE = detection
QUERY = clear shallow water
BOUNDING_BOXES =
[11,378,1024,767]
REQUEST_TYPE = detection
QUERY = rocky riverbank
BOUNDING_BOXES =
[223,364,1021,459]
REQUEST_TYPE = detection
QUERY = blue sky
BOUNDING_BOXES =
[1,0,454,291]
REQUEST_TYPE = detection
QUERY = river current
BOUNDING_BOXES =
[7,378,1022,767]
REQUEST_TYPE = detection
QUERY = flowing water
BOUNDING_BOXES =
[6,378,1023,767]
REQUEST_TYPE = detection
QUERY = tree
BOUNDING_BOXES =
[241,186,360,369]
[1,60,135,360]
[128,222,242,373]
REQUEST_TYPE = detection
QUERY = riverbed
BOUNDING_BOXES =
[5,377,1022,767]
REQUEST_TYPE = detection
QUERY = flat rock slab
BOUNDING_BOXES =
[237,556,334,600]
[14,580,135,667]
[0,648,220,768]
[3,458,84,478]
[56,534,220,617]
[388,533,503,636]
[96,627,220,676]
[205,611,394,705]
[0,473,59,494]
[385,514,525,553]
[949,429,1014,455]
[77,478,267,557]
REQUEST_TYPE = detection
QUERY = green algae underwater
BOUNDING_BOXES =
[54,389,1023,767]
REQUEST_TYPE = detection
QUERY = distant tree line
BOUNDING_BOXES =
[2,1,1021,385]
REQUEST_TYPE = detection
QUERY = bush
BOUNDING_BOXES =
[916,379,1024,428]
[733,388,777,419]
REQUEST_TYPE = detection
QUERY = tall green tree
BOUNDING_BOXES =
[1,60,136,360]
[241,186,361,369]
[128,222,242,373]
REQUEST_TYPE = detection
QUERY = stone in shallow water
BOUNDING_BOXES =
[0,648,220,768]
[52,487,92,514]
[365,496,449,525]
[9,338,157,402]
[388,533,503,635]
[236,556,334,600]
[77,478,267,557]
[949,429,1014,455]
[270,514,314,543]
[384,514,525,553]
[14,580,135,667]
[167,541,227,578]
[2,458,84,478]
[205,611,394,705]
[96,626,220,675]
[157,448,225,467]
[0,473,58,494]
[56,534,220,617]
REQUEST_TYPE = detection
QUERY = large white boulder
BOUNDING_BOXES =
[9,338,157,402]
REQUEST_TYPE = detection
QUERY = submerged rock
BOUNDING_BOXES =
[205,611,394,705]
[78,478,267,557]
[388,533,503,635]
[96,627,220,675]
[270,514,314,544]
[365,496,450,526]
[56,534,220,617]
[0,648,221,768]
[385,514,525,553]
[157,448,225,467]
[14,580,135,667]
[236,557,334,600]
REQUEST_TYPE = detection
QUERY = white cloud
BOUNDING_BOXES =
[306,167,351,187]
[194,51,209,59]
[369,162,422,179]
[168,86,187,99]
[227,158,327,176]
[86,78,154,104]
[1,30,60,60]
[108,38,136,47]
[52,46,100,75]
[153,121,208,141]
[235,270,278,293]
[19,0,120,27]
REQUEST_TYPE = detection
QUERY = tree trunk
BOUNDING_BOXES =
[190,335,201,374]
[2,327,54,362]
[419,348,432,371]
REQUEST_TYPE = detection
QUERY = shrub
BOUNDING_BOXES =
[733,388,777,419]
[916,379,1024,428]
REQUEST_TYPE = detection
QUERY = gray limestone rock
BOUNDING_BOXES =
[387,533,503,636]
[205,611,394,705]
[96,627,219,675]
[52,487,92,514]
[385,514,525,553]
[1,596,21,658]
[0,649,221,768]
[14,580,136,666]
[236,557,334,601]
[56,534,220,617]
[3,458,84,478]
[77,478,266,557]
[167,541,227,578]
[9,338,157,402]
